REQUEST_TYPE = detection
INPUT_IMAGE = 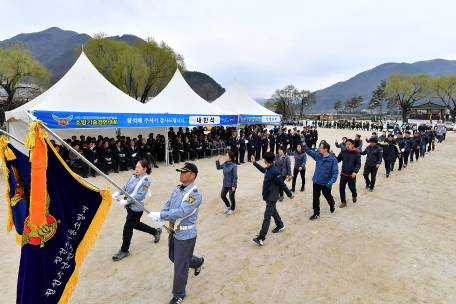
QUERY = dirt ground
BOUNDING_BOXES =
[1,128,455,304]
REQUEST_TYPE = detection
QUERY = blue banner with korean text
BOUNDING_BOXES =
[238,114,281,124]
[34,111,238,129]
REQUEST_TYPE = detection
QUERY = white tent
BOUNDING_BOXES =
[5,52,162,152]
[212,79,281,124]
[144,69,232,116]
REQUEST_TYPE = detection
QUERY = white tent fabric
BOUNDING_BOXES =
[6,52,146,122]
[212,79,278,117]
[144,69,231,115]
[5,52,148,153]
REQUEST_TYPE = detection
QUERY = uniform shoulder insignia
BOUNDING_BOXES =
[193,188,198,193]
[143,185,148,191]
[188,196,196,204]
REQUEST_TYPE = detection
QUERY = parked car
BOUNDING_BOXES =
[444,122,454,131]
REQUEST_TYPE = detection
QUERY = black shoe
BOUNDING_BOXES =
[352,197,357,203]
[112,250,130,261]
[278,196,284,202]
[272,225,285,233]
[300,186,304,192]
[369,188,374,192]
[92,173,96,177]
[191,159,195,161]
[241,161,245,164]
[124,167,129,171]
[310,214,320,220]
[154,228,162,243]
[391,168,394,171]
[410,160,413,163]
[290,187,295,192]
[366,184,369,189]
[105,172,109,175]
[339,202,346,208]
[195,257,204,276]
[114,170,119,173]
[169,296,185,304]
[330,204,335,213]
[154,164,159,168]
[253,236,264,246]
[386,174,390,178]
[82,174,88,178]
[398,168,401,171]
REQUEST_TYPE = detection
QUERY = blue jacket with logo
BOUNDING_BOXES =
[303,144,338,186]
[120,173,151,212]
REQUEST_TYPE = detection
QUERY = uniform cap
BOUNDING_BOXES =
[176,162,198,176]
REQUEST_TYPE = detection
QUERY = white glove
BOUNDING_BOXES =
[155,219,164,227]
[111,192,121,199]
[147,212,161,222]
[401,148,405,152]
[117,200,128,207]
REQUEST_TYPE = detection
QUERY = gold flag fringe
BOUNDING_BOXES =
[0,136,15,236]
[57,186,113,304]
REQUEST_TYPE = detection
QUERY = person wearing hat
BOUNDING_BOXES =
[147,163,204,304]
[173,135,186,163]
[111,160,162,262]
[247,131,255,162]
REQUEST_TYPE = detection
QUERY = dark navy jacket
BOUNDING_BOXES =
[216,160,238,187]
[336,149,361,175]
[411,136,421,149]
[360,144,383,167]
[253,162,292,201]
[229,136,239,151]
[396,137,409,152]
[378,140,400,161]
[239,138,246,151]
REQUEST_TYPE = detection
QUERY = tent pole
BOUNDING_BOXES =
[165,126,169,167]
[236,114,240,139]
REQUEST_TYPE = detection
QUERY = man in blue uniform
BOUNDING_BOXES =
[83,142,100,177]
[148,163,204,304]
[229,131,240,164]
[113,140,130,172]
[239,133,246,164]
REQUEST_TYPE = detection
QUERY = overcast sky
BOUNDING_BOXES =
[2,0,455,98]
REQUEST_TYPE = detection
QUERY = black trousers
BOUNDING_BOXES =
[186,149,196,160]
[231,148,239,164]
[410,149,419,161]
[363,165,378,189]
[278,176,287,197]
[101,158,118,173]
[173,150,185,162]
[115,156,130,170]
[259,200,283,239]
[141,153,157,165]
[221,186,236,210]
[292,167,305,188]
[403,151,410,165]
[248,146,255,161]
[72,159,88,175]
[239,149,245,162]
[88,159,100,175]
[129,155,142,168]
[255,146,261,159]
[121,208,157,252]
[168,235,201,298]
[312,182,335,216]
[339,174,357,203]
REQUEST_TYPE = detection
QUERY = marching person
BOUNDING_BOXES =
[287,143,307,192]
[410,131,421,163]
[378,134,401,178]
[402,131,412,168]
[354,134,363,152]
[275,146,293,202]
[335,137,347,151]
[392,132,405,171]
[360,137,382,192]
[216,152,238,215]
[147,163,204,304]
[111,160,162,261]
[334,139,361,208]
[251,152,294,246]
[303,141,338,220]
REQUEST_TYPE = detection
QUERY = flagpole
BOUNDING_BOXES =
[23,113,176,235]
[0,129,101,191]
